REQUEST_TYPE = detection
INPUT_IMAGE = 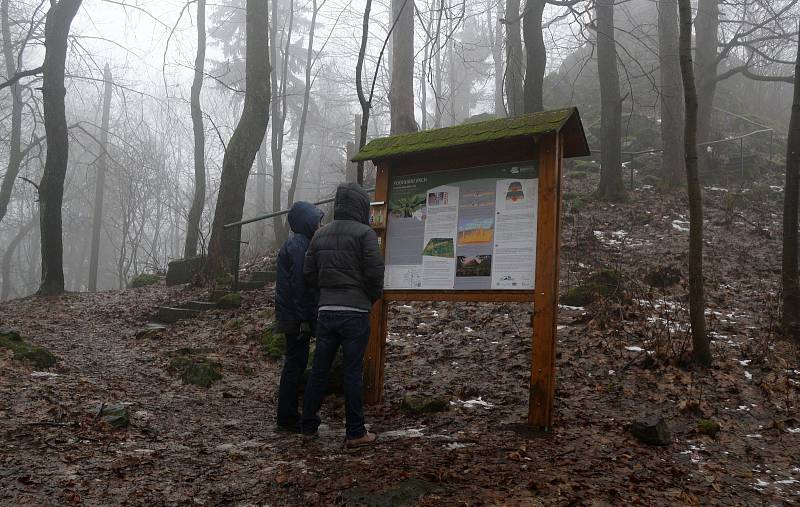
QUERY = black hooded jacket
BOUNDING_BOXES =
[275,201,324,332]
[303,183,384,311]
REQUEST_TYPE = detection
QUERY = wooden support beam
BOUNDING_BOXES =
[529,132,563,429]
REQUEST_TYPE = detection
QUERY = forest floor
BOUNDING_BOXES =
[1,167,799,506]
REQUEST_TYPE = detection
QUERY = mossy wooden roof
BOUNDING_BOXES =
[352,107,590,162]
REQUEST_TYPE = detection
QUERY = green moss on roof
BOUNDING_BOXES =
[353,107,581,162]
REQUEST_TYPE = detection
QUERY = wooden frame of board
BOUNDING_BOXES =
[352,108,590,429]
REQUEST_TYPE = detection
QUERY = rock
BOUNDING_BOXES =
[157,306,201,324]
[630,415,671,446]
[217,293,243,309]
[0,331,57,369]
[251,270,277,282]
[209,289,231,302]
[94,403,130,429]
[135,323,168,339]
[181,301,217,312]
[560,269,625,307]
[166,257,204,286]
[127,273,161,288]
[402,394,448,414]
[644,266,682,288]
[697,419,721,437]
[170,356,222,387]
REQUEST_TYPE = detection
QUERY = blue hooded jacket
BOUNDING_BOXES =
[275,201,324,331]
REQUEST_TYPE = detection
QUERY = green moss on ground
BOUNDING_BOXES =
[0,330,57,369]
[261,324,286,359]
[401,394,449,414]
[217,292,242,309]
[128,273,160,288]
[697,419,721,437]
[170,356,222,387]
[560,269,625,307]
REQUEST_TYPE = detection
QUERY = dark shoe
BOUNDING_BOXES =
[345,431,377,448]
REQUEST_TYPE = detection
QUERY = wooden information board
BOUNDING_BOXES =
[352,108,590,429]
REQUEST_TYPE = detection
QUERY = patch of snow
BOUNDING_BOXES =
[451,397,494,410]
[746,434,763,438]
[557,325,567,330]
[625,346,644,352]
[443,442,473,450]
[739,359,751,366]
[754,479,771,489]
[672,220,690,233]
[30,371,59,378]
[464,327,474,333]
[381,428,426,439]
[775,479,798,485]
[769,185,784,193]
[558,305,584,311]
[705,186,729,192]
[608,370,615,375]
[745,371,753,380]
[398,305,414,310]
[786,427,800,434]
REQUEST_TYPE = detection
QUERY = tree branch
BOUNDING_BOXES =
[0,65,43,91]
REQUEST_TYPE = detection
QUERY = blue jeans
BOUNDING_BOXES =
[276,331,310,428]
[302,311,371,439]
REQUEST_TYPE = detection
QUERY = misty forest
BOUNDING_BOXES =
[1,0,800,504]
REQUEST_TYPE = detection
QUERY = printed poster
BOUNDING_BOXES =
[384,163,538,291]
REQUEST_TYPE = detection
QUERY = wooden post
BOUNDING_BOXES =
[364,162,389,404]
[529,133,563,429]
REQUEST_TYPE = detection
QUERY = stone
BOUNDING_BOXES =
[251,270,277,282]
[644,265,682,288]
[135,323,168,339]
[216,293,243,309]
[209,290,230,302]
[157,306,201,324]
[236,280,266,291]
[181,301,217,312]
[0,330,57,369]
[166,257,204,286]
[401,394,449,414]
[630,415,671,446]
[127,273,160,288]
[94,403,130,429]
[170,356,222,387]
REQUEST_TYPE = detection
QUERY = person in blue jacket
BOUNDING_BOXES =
[275,201,324,432]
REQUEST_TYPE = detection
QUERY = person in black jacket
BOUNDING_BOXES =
[301,183,384,447]
[275,201,323,432]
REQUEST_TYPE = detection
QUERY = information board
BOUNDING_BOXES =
[384,162,538,290]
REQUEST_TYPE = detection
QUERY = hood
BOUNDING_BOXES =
[287,201,323,239]
[333,183,370,225]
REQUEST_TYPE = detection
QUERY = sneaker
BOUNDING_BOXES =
[345,431,378,448]
[275,423,301,434]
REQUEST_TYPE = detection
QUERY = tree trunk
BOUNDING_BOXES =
[204,0,271,277]
[88,64,113,292]
[255,140,268,250]
[782,36,800,342]
[184,0,206,259]
[695,0,719,144]
[2,213,37,301]
[658,0,684,187]
[596,0,625,201]
[270,0,294,245]
[355,0,373,184]
[286,0,320,208]
[678,0,711,365]
[522,0,545,113]
[420,38,428,130]
[492,1,504,116]
[505,0,524,116]
[38,0,82,296]
[390,0,416,134]
[0,0,23,225]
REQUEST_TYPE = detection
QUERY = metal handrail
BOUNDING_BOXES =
[223,187,376,229]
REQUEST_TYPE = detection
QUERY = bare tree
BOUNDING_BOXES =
[504,0,524,116]
[2,214,38,301]
[678,0,711,366]
[184,0,206,258]
[391,0,417,133]
[88,64,113,292]
[783,33,800,342]
[491,0,505,116]
[658,0,684,187]
[38,0,82,296]
[596,0,625,201]
[204,0,271,276]
[522,0,546,113]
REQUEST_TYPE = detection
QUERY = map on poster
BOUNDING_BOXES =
[384,162,538,290]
